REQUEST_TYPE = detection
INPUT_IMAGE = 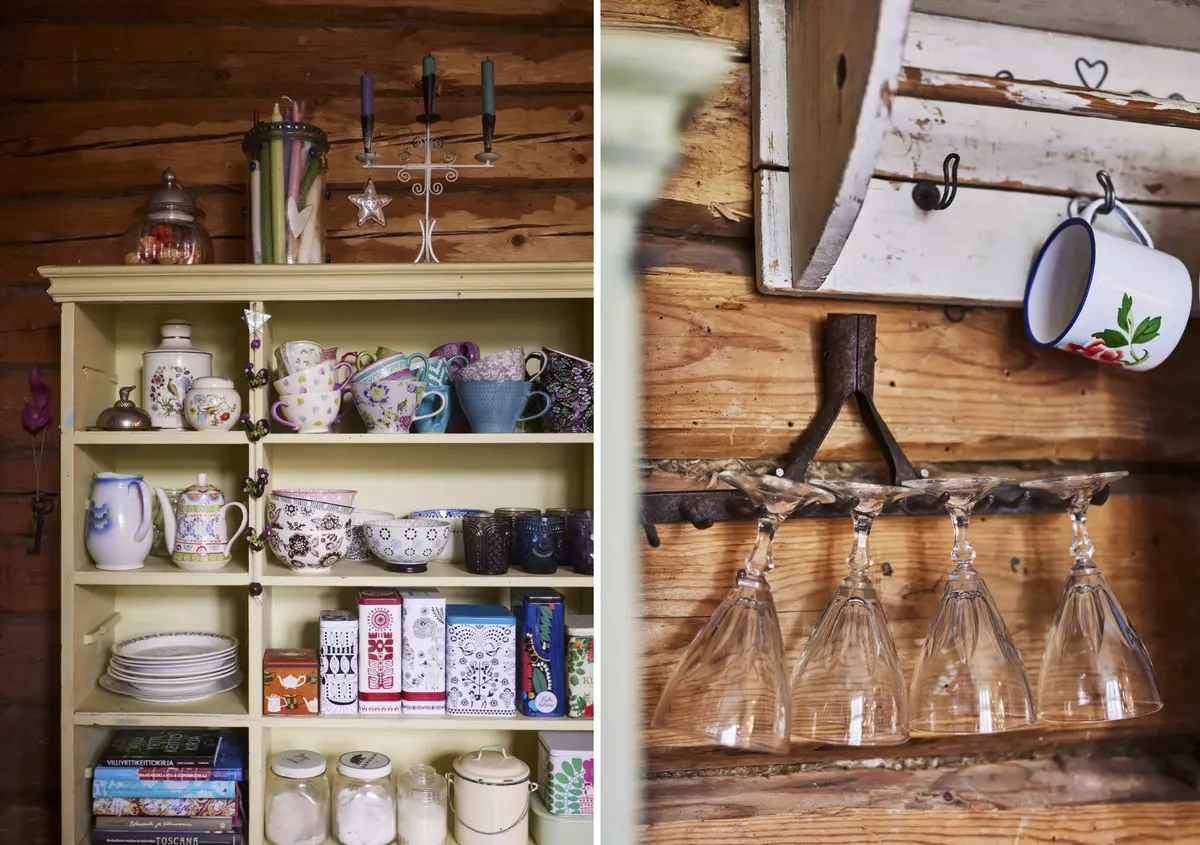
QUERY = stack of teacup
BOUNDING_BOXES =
[535,347,595,433]
[271,341,349,434]
[344,348,450,434]
[266,488,356,574]
[453,346,553,433]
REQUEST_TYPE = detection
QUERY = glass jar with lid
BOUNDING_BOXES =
[397,764,447,845]
[242,119,330,264]
[333,751,397,845]
[265,749,330,845]
[123,168,214,265]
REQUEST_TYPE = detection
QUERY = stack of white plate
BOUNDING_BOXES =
[100,632,243,703]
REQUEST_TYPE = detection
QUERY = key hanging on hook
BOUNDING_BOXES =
[912,153,960,211]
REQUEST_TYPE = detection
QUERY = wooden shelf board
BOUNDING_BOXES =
[73,555,250,585]
[261,557,595,588]
[41,262,594,303]
[74,686,251,726]
[264,432,594,445]
[263,713,593,731]
[68,430,247,446]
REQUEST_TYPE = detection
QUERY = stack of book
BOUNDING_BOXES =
[91,729,246,845]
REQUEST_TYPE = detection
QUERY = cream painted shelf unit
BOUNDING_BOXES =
[44,263,595,845]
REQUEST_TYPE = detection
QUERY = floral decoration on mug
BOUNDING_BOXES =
[1065,293,1161,367]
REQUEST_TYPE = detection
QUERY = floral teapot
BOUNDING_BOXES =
[156,473,248,572]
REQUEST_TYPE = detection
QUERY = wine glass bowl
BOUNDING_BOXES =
[789,481,920,746]
[901,476,1036,734]
[1020,472,1162,723]
[650,472,834,753]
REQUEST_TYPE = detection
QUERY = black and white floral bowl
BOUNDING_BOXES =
[267,526,347,574]
[362,518,451,570]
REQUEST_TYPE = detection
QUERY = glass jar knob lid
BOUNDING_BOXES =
[138,169,205,219]
[272,749,327,780]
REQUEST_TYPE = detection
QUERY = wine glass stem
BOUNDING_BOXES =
[950,508,975,570]
[743,516,778,577]
[1069,510,1095,568]
[845,512,874,582]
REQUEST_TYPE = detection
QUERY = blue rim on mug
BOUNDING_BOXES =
[1023,216,1097,349]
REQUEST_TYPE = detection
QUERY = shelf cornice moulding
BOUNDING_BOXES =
[41,261,594,303]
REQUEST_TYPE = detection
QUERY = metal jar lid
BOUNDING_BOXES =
[95,386,155,431]
[271,749,327,780]
[451,745,529,786]
[137,169,205,219]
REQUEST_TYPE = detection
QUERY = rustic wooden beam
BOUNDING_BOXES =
[897,67,1200,132]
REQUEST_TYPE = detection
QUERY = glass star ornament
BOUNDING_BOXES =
[243,309,271,350]
[349,179,392,227]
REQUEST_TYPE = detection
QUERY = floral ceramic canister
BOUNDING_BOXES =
[566,615,594,718]
[142,320,212,429]
[184,377,242,431]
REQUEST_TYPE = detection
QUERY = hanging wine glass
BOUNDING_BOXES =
[790,481,920,746]
[1021,472,1161,722]
[651,471,834,753]
[902,476,1036,734]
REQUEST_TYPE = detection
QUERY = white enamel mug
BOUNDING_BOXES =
[1025,199,1193,370]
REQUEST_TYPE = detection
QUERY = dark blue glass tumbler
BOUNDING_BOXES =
[514,514,565,574]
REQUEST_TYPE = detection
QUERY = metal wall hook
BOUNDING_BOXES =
[642,522,661,548]
[1095,170,1116,215]
[912,153,960,211]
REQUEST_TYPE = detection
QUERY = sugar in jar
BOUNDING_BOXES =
[333,751,397,845]
[265,749,330,845]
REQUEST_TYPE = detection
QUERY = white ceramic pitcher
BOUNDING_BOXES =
[85,472,153,571]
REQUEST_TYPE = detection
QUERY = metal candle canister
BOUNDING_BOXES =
[243,121,330,265]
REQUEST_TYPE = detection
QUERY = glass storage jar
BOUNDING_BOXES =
[265,749,330,845]
[123,168,214,265]
[333,751,397,845]
[396,764,447,845]
[243,120,330,264]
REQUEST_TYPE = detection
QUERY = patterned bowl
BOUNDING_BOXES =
[271,488,357,506]
[407,508,489,562]
[346,508,395,561]
[268,494,354,533]
[267,527,347,574]
[362,518,451,571]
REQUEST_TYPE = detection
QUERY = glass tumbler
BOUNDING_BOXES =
[243,121,330,265]
[566,510,594,575]
[463,513,513,576]
[514,514,565,574]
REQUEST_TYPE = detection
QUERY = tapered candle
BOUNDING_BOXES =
[481,58,495,115]
[259,142,274,264]
[361,74,374,116]
[269,103,286,264]
[423,54,436,77]
[250,159,262,264]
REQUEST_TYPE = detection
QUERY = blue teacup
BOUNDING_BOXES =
[412,355,469,434]
[455,380,551,434]
[349,351,430,385]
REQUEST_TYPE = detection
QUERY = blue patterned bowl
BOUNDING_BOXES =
[362,518,451,572]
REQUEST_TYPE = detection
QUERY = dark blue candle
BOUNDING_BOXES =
[361,74,374,116]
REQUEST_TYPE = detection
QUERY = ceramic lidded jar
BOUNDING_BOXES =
[448,746,535,845]
[123,169,214,265]
[184,377,242,431]
[143,320,212,429]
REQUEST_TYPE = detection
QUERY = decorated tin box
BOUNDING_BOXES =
[446,604,517,717]
[397,588,447,714]
[511,588,567,717]
[357,588,402,714]
[263,648,319,716]
[566,614,594,719]
[319,610,358,715]
[537,731,594,816]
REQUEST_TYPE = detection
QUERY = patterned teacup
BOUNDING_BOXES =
[276,340,330,375]
[538,348,594,433]
[273,360,354,395]
[455,347,547,382]
[455,379,551,433]
[350,379,447,433]
[412,355,469,434]
[349,351,430,385]
[341,346,398,372]
[271,390,344,433]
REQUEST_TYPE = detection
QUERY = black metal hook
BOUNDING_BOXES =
[1096,170,1116,215]
[912,153,960,211]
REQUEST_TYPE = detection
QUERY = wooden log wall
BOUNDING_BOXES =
[0,3,592,840]
[605,1,1200,841]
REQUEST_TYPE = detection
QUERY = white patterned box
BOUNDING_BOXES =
[319,610,358,715]
[446,604,517,717]
[398,589,447,714]
[357,588,402,714]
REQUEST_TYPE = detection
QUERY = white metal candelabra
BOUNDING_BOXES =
[353,65,501,263]
[356,124,495,263]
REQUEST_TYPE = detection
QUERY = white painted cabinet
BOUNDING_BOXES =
[44,262,594,845]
